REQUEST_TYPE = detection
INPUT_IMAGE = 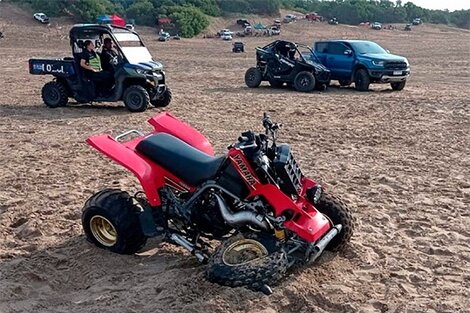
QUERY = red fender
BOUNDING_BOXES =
[148,112,214,155]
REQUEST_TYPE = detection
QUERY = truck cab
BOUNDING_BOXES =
[314,40,410,91]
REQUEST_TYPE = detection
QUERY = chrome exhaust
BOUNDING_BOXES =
[307,224,342,263]
[214,194,270,231]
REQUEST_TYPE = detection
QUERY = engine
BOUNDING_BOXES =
[190,192,232,238]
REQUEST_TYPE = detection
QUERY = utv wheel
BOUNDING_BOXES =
[339,79,351,87]
[315,193,355,252]
[206,234,287,291]
[245,67,262,88]
[41,81,68,108]
[82,189,147,254]
[354,69,370,91]
[294,71,316,92]
[123,85,150,112]
[269,79,284,88]
[151,87,172,107]
[391,81,406,91]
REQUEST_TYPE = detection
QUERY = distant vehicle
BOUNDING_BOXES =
[220,32,232,41]
[273,19,281,27]
[314,40,410,91]
[236,19,250,27]
[125,24,134,31]
[412,18,422,25]
[328,18,339,25]
[371,22,382,30]
[33,13,49,24]
[244,26,253,35]
[217,29,234,36]
[245,40,330,92]
[404,24,412,31]
[173,34,181,40]
[232,42,244,53]
[283,14,296,23]
[158,31,170,41]
[306,12,322,22]
[269,26,280,35]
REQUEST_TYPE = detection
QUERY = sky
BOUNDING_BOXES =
[397,0,470,11]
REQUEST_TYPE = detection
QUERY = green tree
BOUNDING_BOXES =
[169,6,209,37]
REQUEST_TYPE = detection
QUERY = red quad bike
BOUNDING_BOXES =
[83,112,354,294]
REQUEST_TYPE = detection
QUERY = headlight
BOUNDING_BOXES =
[372,60,385,66]
[136,68,151,75]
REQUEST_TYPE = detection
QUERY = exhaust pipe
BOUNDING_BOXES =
[307,224,342,263]
[214,194,269,231]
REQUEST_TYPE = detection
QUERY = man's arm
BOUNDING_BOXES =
[80,58,96,72]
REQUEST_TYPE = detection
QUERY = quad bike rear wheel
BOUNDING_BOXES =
[42,81,68,108]
[294,71,316,92]
[82,189,147,254]
[314,193,355,252]
[123,85,150,112]
[206,234,287,291]
[245,67,262,88]
[151,87,172,107]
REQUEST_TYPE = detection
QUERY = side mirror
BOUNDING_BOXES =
[344,49,353,56]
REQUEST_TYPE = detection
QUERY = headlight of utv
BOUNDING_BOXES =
[136,68,148,75]
[372,60,385,66]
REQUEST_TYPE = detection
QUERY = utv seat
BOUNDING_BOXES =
[136,133,225,187]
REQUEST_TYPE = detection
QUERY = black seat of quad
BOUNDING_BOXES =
[136,133,225,186]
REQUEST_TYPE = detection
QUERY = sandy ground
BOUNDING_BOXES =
[0,3,469,313]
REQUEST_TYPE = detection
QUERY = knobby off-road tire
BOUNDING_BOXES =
[206,234,288,291]
[82,189,147,254]
[123,85,150,112]
[42,81,68,108]
[245,67,262,88]
[391,81,406,91]
[354,69,370,91]
[315,193,355,252]
[150,87,172,107]
[294,71,316,92]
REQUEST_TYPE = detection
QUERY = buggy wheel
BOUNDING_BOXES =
[82,189,147,254]
[391,81,406,91]
[245,67,262,88]
[354,69,370,91]
[41,81,68,108]
[206,234,287,291]
[314,193,355,252]
[150,87,172,107]
[123,85,150,112]
[294,71,316,92]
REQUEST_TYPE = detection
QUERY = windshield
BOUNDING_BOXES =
[350,41,387,54]
[297,44,320,63]
[114,32,153,64]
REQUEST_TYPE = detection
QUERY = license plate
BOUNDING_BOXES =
[393,70,402,75]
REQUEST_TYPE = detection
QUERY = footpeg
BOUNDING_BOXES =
[170,233,207,263]
[307,224,342,263]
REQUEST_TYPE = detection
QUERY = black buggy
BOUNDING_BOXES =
[244,40,330,92]
[29,24,171,112]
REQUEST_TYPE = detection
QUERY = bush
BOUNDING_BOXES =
[169,6,209,37]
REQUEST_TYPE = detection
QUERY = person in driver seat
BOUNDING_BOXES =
[101,38,118,73]
[80,40,113,95]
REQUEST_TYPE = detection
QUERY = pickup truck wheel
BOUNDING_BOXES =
[245,67,262,88]
[42,81,68,108]
[391,81,406,91]
[294,71,316,92]
[339,79,351,87]
[354,69,370,91]
[123,85,150,112]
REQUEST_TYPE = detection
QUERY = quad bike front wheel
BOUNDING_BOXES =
[123,85,150,112]
[42,81,68,108]
[151,87,172,107]
[82,189,147,254]
[314,193,355,252]
[206,234,287,291]
[245,67,262,88]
